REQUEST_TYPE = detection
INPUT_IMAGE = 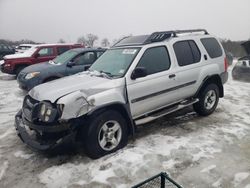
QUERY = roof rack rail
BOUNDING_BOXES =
[144,29,208,44]
[173,29,208,37]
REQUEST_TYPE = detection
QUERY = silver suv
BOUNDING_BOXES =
[15,29,228,158]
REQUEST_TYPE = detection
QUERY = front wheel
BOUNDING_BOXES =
[193,83,219,116]
[83,110,128,159]
[15,65,26,76]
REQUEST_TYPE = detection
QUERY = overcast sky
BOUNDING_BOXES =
[0,0,250,44]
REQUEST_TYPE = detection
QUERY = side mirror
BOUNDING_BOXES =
[67,61,76,67]
[84,64,91,71]
[131,67,147,80]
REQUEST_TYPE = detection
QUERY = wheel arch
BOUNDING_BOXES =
[87,102,135,137]
[14,64,29,74]
[195,74,224,98]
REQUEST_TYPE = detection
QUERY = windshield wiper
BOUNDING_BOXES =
[88,70,113,79]
[100,71,113,78]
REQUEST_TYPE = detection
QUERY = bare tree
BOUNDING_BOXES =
[77,36,87,46]
[85,34,98,47]
[58,38,65,43]
[101,38,110,47]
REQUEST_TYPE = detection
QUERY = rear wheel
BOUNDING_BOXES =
[83,110,128,159]
[193,83,219,116]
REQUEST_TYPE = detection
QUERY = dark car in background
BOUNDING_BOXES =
[17,48,106,90]
[15,44,36,53]
[1,43,83,75]
[0,44,15,60]
[232,41,250,82]
[232,56,250,82]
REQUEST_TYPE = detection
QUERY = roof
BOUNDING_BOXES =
[113,29,209,47]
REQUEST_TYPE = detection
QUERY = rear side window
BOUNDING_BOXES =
[201,38,222,58]
[174,40,201,66]
[136,46,171,75]
[57,46,70,55]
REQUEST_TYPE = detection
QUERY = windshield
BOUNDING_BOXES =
[23,46,38,56]
[52,50,78,64]
[89,48,140,77]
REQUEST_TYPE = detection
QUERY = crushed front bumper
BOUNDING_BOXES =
[14,110,77,151]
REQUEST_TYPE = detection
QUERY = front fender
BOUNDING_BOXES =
[57,90,89,120]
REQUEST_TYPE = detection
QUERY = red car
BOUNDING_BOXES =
[1,43,83,75]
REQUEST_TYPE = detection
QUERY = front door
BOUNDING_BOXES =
[35,47,56,64]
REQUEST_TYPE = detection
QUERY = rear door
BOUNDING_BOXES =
[172,40,203,99]
[127,46,180,118]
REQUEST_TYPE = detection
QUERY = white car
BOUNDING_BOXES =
[15,29,228,159]
[15,44,36,53]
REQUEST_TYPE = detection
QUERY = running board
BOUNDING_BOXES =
[135,98,199,125]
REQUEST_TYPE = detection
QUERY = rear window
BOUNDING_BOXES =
[173,40,201,66]
[57,46,70,55]
[201,38,223,58]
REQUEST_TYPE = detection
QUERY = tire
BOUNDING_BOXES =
[193,83,219,116]
[83,110,128,159]
[15,65,26,76]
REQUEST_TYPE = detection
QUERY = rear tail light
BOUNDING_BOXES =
[224,57,228,72]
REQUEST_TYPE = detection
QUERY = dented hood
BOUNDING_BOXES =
[29,72,125,103]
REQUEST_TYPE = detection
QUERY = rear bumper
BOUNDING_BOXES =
[14,110,77,151]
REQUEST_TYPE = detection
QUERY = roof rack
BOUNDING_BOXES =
[144,29,208,44]
[112,29,209,47]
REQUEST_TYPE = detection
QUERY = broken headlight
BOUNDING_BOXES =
[38,102,58,123]
[25,72,40,80]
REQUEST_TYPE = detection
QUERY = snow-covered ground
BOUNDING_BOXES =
[0,63,250,188]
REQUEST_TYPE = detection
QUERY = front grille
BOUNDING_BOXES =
[22,95,39,122]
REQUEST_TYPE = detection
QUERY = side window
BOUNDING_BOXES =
[38,47,54,56]
[173,40,201,66]
[201,38,223,58]
[136,46,171,75]
[97,51,104,58]
[73,52,96,65]
[189,41,201,63]
[3,45,8,50]
[57,46,70,55]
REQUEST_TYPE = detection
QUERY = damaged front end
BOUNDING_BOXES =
[14,93,90,151]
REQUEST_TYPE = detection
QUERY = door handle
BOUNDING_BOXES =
[204,54,208,60]
[169,74,176,79]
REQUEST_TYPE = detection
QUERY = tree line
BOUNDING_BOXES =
[0,36,249,57]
